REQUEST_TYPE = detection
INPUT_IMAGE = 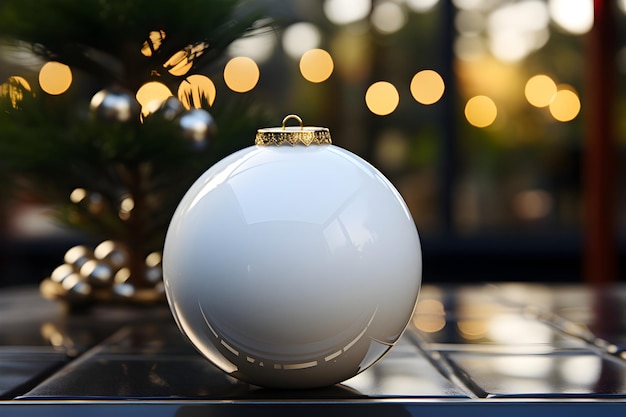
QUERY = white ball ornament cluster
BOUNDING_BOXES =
[163,115,422,389]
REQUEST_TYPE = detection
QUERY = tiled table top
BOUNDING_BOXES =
[1,283,626,415]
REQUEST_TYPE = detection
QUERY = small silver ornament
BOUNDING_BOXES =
[61,273,93,299]
[90,88,140,123]
[80,259,114,287]
[158,96,185,121]
[145,266,163,285]
[179,108,217,150]
[94,240,128,269]
[112,282,136,299]
[39,278,63,300]
[87,192,105,215]
[114,267,131,284]
[64,246,92,269]
[145,252,162,268]
[50,263,75,284]
[154,281,166,295]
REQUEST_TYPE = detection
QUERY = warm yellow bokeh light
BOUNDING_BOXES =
[525,74,557,108]
[410,70,445,105]
[39,62,72,95]
[8,76,31,91]
[163,43,208,77]
[136,81,173,117]
[120,196,135,213]
[465,95,497,127]
[412,299,446,333]
[141,30,166,57]
[223,56,260,93]
[69,188,87,204]
[299,48,334,83]
[178,75,216,110]
[365,81,399,116]
[164,50,193,76]
[457,320,488,340]
[549,87,581,122]
[1,76,31,108]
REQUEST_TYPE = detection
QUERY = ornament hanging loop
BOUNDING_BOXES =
[282,114,304,131]
[256,114,332,146]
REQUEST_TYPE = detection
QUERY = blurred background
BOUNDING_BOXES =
[0,0,624,288]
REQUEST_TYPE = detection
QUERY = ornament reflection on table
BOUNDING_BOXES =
[163,115,422,389]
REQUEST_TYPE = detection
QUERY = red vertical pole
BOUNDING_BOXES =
[584,0,617,285]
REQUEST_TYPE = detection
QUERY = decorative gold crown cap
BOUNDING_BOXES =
[255,114,332,146]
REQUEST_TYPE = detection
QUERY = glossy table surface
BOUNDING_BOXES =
[1,283,626,416]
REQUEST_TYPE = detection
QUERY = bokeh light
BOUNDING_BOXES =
[69,188,87,204]
[178,74,216,110]
[146,252,162,268]
[163,50,193,76]
[410,70,445,105]
[1,76,31,108]
[7,75,30,91]
[453,0,482,10]
[548,0,593,35]
[549,87,580,122]
[465,95,497,127]
[324,0,371,25]
[406,0,440,13]
[329,30,371,81]
[141,30,166,57]
[375,130,409,170]
[457,320,488,340]
[371,2,407,35]
[487,1,550,62]
[39,61,72,95]
[282,22,322,60]
[525,74,557,108]
[163,42,208,77]
[223,56,260,93]
[299,49,334,83]
[120,196,135,214]
[454,35,486,61]
[412,299,446,333]
[136,81,173,117]
[455,10,485,36]
[365,81,399,116]
[228,26,277,64]
[512,189,553,221]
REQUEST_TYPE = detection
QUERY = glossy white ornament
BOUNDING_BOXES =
[163,116,422,389]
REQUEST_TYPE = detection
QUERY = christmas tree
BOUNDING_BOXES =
[0,0,271,305]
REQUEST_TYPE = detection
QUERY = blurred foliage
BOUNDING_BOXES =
[0,0,272,280]
[0,0,266,91]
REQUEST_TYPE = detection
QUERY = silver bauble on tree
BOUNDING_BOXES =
[158,96,185,121]
[90,88,141,123]
[178,108,217,150]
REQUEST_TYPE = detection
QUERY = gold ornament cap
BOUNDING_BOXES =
[255,114,332,146]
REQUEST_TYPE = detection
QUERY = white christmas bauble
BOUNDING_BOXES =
[163,116,422,389]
